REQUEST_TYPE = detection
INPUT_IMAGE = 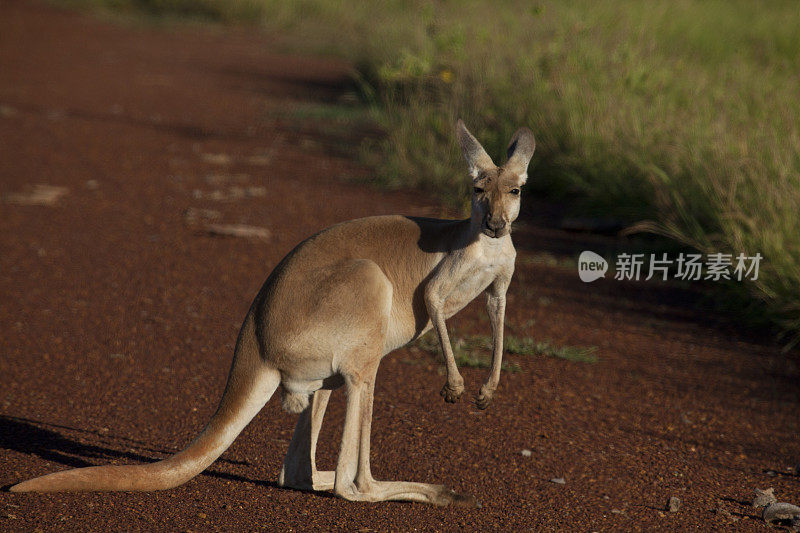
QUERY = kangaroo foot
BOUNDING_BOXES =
[440,380,465,403]
[475,384,495,410]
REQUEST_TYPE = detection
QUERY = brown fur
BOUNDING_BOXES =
[10,120,534,506]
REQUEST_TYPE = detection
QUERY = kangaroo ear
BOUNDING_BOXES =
[457,119,495,180]
[505,127,535,181]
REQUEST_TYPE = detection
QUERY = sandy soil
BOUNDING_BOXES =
[1,1,798,530]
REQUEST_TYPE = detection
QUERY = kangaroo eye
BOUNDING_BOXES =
[473,187,484,194]
[510,188,520,195]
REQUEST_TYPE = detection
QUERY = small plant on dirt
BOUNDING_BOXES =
[504,335,599,364]
[413,332,598,368]
[412,332,520,372]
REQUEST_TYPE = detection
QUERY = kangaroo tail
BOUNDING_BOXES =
[10,318,279,493]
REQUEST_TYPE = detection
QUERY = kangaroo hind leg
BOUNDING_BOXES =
[278,388,335,491]
[277,258,391,493]
[327,263,476,506]
[333,358,475,506]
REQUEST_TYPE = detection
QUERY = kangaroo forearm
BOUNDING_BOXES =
[430,308,461,380]
[487,295,506,387]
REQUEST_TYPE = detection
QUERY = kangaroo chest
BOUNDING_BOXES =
[441,247,512,318]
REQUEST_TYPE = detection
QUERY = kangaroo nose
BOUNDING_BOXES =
[486,215,506,231]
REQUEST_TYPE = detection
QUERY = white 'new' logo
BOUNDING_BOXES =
[578,251,608,282]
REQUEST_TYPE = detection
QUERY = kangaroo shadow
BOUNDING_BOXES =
[0,415,279,490]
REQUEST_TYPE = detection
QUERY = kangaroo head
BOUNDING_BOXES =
[457,119,535,239]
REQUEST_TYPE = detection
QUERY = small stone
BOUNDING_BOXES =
[667,496,681,513]
[762,502,800,526]
[227,186,246,200]
[203,173,249,185]
[521,449,532,457]
[611,509,623,514]
[753,488,776,508]
[201,153,231,165]
[4,184,68,206]
[183,207,221,227]
[204,223,270,240]
[245,186,266,198]
[247,155,272,166]
[549,477,566,485]
[197,512,207,519]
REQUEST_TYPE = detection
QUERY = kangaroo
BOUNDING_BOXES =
[10,120,534,506]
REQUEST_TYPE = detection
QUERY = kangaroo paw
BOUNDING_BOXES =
[475,384,494,410]
[440,381,464,403]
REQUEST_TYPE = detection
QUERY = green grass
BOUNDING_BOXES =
[412,331,516,371]
[504,336,599,364]
[413,332,597,368]
[58,0,800,348]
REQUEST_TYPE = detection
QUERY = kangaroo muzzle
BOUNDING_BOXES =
[483,213,507,238]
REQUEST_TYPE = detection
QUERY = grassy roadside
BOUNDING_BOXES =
[53,0,800,348]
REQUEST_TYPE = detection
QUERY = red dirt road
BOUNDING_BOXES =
[1,2,798,530]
